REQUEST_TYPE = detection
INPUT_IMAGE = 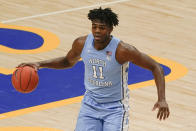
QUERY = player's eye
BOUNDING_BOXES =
[99,26,105,30]
[92,26,96,29]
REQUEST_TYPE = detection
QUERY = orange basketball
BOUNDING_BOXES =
[12,66,39,93]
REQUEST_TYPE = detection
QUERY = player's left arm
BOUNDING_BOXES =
[116,41,170,121]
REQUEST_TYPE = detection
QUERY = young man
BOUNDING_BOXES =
[18,7,169,131]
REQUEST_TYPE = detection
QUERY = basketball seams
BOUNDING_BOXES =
[15,68,22,91]
[14,69,19,81]
[19,67,24,92]
[13,69,19,89]
[24,69,32,92]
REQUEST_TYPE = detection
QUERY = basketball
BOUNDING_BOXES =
[11,66,39,93]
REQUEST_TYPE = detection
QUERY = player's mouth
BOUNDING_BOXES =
[94,35,101,41]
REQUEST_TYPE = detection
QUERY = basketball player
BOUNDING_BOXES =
[18,7,169,131]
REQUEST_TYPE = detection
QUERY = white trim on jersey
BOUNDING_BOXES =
[120,62,130,131]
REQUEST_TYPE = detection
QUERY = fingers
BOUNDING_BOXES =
[152,103,159,111]
[157,107,170,120]
[16,63,25,68]
[166,108,170,118]
[157,108,163,120]
[17,63,31,68]
[163,108,167,120]
[28,64,39,71]
[16,63,39,71]
[163,108,170,120]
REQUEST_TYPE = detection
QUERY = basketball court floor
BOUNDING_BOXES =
[0,0,195,131]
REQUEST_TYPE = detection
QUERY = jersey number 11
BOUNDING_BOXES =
[92,65,104,79]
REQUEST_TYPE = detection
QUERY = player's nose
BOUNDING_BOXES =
[95,27,101,33]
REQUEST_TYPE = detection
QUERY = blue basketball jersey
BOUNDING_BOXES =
[81,34,129,103]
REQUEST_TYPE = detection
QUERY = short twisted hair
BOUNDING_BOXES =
[88,7,119,27]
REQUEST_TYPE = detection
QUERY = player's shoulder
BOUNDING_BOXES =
[117,41,137,54]
[72,35,88,50]
[116,41,138,64]
[73,35,88,46]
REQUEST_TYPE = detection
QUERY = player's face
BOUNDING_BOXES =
[91,20,113,43]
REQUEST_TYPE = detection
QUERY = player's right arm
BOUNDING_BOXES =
[18,36,87,70]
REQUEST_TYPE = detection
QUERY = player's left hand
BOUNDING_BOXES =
[152,100,170,120]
